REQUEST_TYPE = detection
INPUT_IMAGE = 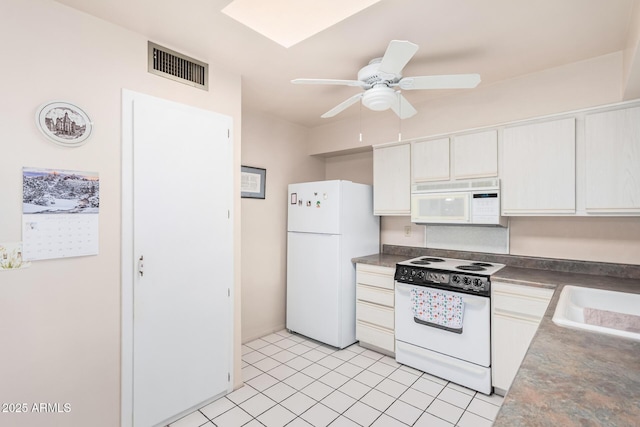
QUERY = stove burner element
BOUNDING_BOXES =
[419,257,446,262]
[456,265,486,271]
[411,260,431,265]
[472,262,494,267]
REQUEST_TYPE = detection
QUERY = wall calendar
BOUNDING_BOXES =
[22,167,99,261]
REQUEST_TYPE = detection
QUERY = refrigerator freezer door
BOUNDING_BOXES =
[288,180,342,234]
[286,232,344,347]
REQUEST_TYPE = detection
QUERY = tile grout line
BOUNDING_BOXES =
[245,341,455,425]
[212,332,504,427]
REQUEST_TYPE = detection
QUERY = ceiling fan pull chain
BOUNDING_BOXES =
[359,100,363,142]
[398,91,402,141]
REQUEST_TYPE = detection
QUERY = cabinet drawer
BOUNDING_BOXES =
[356,265,395,290]
[357,301,394,329]
[357,284,394,307]
[492,283,554,320]
[356,321,395,353]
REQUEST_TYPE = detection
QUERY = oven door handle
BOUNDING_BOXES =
[413,316,463,334]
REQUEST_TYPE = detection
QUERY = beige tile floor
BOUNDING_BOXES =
[168,330,503,427]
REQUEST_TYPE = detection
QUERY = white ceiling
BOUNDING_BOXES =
[55,0,638,128]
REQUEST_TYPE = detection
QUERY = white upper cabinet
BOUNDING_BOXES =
[371,100,640,218]
[411,137,450,182]
[373,143,411,215]
[501,118,576,215]
[452,130,498,179]
[585,106,640,214]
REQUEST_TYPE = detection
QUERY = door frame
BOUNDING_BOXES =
[120,89,234,427]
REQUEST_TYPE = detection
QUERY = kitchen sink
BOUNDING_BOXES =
[552,285,640,341]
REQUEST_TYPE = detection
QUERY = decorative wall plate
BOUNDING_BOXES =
[36,101,93,147]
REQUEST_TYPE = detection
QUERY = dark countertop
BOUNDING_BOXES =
[492,267,640,427]
[351,253,408,269]
[352,252,640,427]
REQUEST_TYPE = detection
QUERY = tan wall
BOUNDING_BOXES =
[320,52,640,265]
[509,217,640,265]
[241,110,324,343]
[0,1,242,426]
[380,217,426,248]
[623,1,640,99]
[325,151,374,185]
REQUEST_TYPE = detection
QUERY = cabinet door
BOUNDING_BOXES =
[491,282,553,393]
[585,107,640,214]
[373,144,411,215]
[453,130,498,179]
[412,138,450,182]
[491,314,539,392]
[502,118,576,215]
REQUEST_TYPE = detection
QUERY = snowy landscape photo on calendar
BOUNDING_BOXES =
[23,167,99,214]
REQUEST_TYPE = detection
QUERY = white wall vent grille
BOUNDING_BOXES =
[148,42,208,91]
[412,178,500,193]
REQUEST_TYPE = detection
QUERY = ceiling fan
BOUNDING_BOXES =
[292,40,481,119]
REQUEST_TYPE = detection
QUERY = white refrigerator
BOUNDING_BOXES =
[286,180,380,348]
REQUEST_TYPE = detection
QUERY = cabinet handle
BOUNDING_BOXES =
[493,307,541,323]
[358,300,393,312]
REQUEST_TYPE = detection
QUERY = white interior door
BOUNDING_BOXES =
[124,92,233,427]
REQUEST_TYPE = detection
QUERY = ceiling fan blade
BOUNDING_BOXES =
[291,78,366,88]
[390,93,417,119]
[378,40,419,75]
[398,74,481,90]
[321,93,363,118]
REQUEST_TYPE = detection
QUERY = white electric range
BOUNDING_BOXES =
[394,255,505,394]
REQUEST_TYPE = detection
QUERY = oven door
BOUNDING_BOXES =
[395,282,491,367]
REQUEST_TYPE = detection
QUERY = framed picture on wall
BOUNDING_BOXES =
[241,166,266,199]
[35,101,93,147]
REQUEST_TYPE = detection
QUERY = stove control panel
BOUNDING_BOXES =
[395,266,491,295]
[450,274,490,293]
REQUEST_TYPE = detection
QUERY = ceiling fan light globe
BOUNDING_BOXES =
[362,86,396,111]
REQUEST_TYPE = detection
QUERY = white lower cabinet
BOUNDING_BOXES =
[491,282,554,395]
[356,264,395,354]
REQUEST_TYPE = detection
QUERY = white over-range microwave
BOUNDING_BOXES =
[411,178,508,226]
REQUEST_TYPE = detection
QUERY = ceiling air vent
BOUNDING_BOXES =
[148,42,208,91]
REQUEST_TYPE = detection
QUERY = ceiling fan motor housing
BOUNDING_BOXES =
[358,58,401,111]
[357,58,400,87]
